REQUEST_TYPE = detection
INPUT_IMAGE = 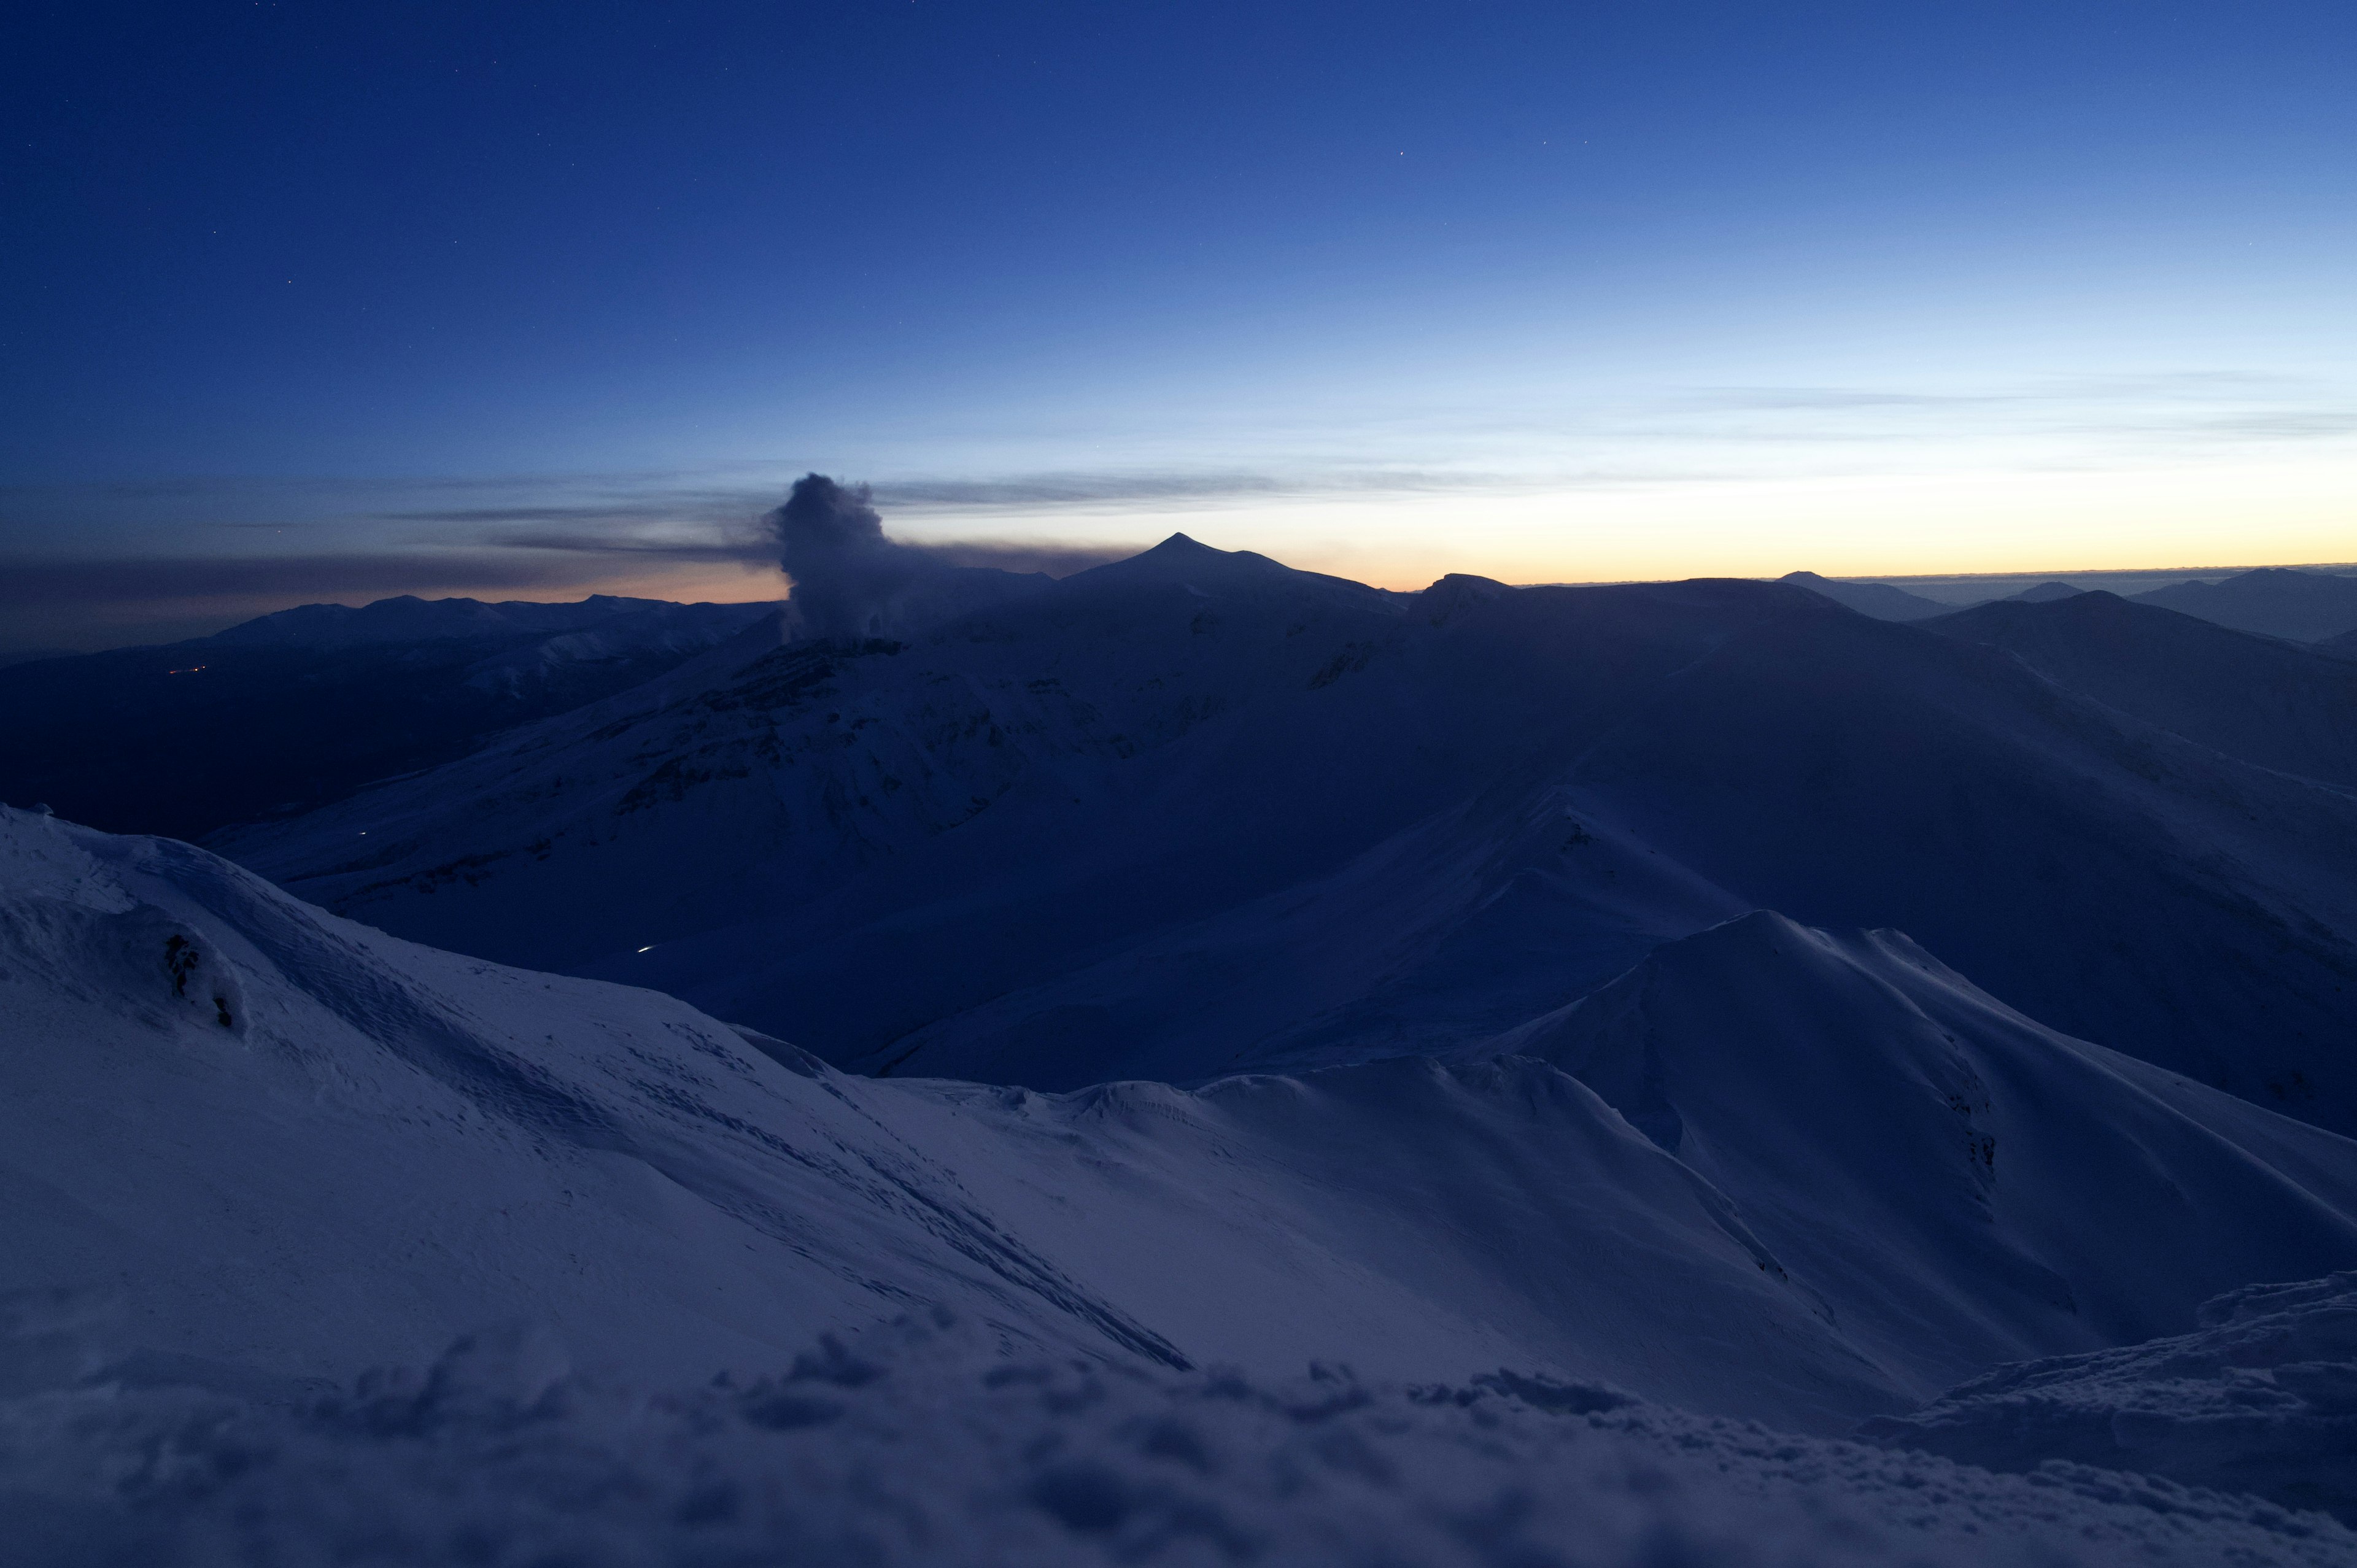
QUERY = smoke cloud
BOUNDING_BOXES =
[768,475,933,638]
[767,473,1129,638]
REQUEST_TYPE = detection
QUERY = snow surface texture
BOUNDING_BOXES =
[1862,1271,2357,1527]
[223,538,2357,1139]
[10,1309,2355,1568]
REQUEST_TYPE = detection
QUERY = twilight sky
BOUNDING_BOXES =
[4,1,2354,649]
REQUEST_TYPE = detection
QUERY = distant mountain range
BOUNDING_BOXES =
[0,593,777,841]
[2129,566,2357,642]
[1786,565,2357,641]
[1777,571,1952,620]
[1925,590,2357,789]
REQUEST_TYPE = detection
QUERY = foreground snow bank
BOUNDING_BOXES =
[1862,1271,2357,1525]
[7,1310,2350,1568]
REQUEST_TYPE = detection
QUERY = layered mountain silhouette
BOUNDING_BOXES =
[2129,566,2357,642]
[1778,570,1953,620]
[220,537,2357,1137]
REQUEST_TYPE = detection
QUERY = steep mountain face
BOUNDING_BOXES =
[0,595,776,840]
[10,807,2357,1443]
[1551,598,2357,1131]
[1486,914,2357,1398]
[2131,566,2357,642]
[1778,570,1954,620]
[1926,591,2357,789]
[223,539,2357,1133]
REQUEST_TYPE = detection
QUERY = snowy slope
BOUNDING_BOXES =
[10,1313,2352,1568]
[1862,1270,2357,1525]
[14,810,2357,1558]
[14,808,2357,1429]
[0,807,1906,1427]
[1927,591,2357,789]
[1557,595,2357,1134]
[220,539,2357,1134]
[1485,913,2357,1399]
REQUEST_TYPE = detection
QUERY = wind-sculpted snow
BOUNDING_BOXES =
[1862,1272,2357,1526]
[8,1310,2353,1568]
[219,536,2357,1138]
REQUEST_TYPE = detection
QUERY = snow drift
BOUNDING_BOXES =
[1862,1270,2357,1526]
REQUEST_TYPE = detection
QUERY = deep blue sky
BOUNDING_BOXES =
[5,2,2354,647]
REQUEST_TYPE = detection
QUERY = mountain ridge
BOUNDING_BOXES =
[218,541,2357,1137]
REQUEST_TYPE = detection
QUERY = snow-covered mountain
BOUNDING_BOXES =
[222,537,2357,1138]
[1483,913,2357,1397]
[2130,566,2357,643]
[0,805,1890,1425]
[13,806,2357,1414]
[9,804,2357,1559]
[0,594,777,841]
